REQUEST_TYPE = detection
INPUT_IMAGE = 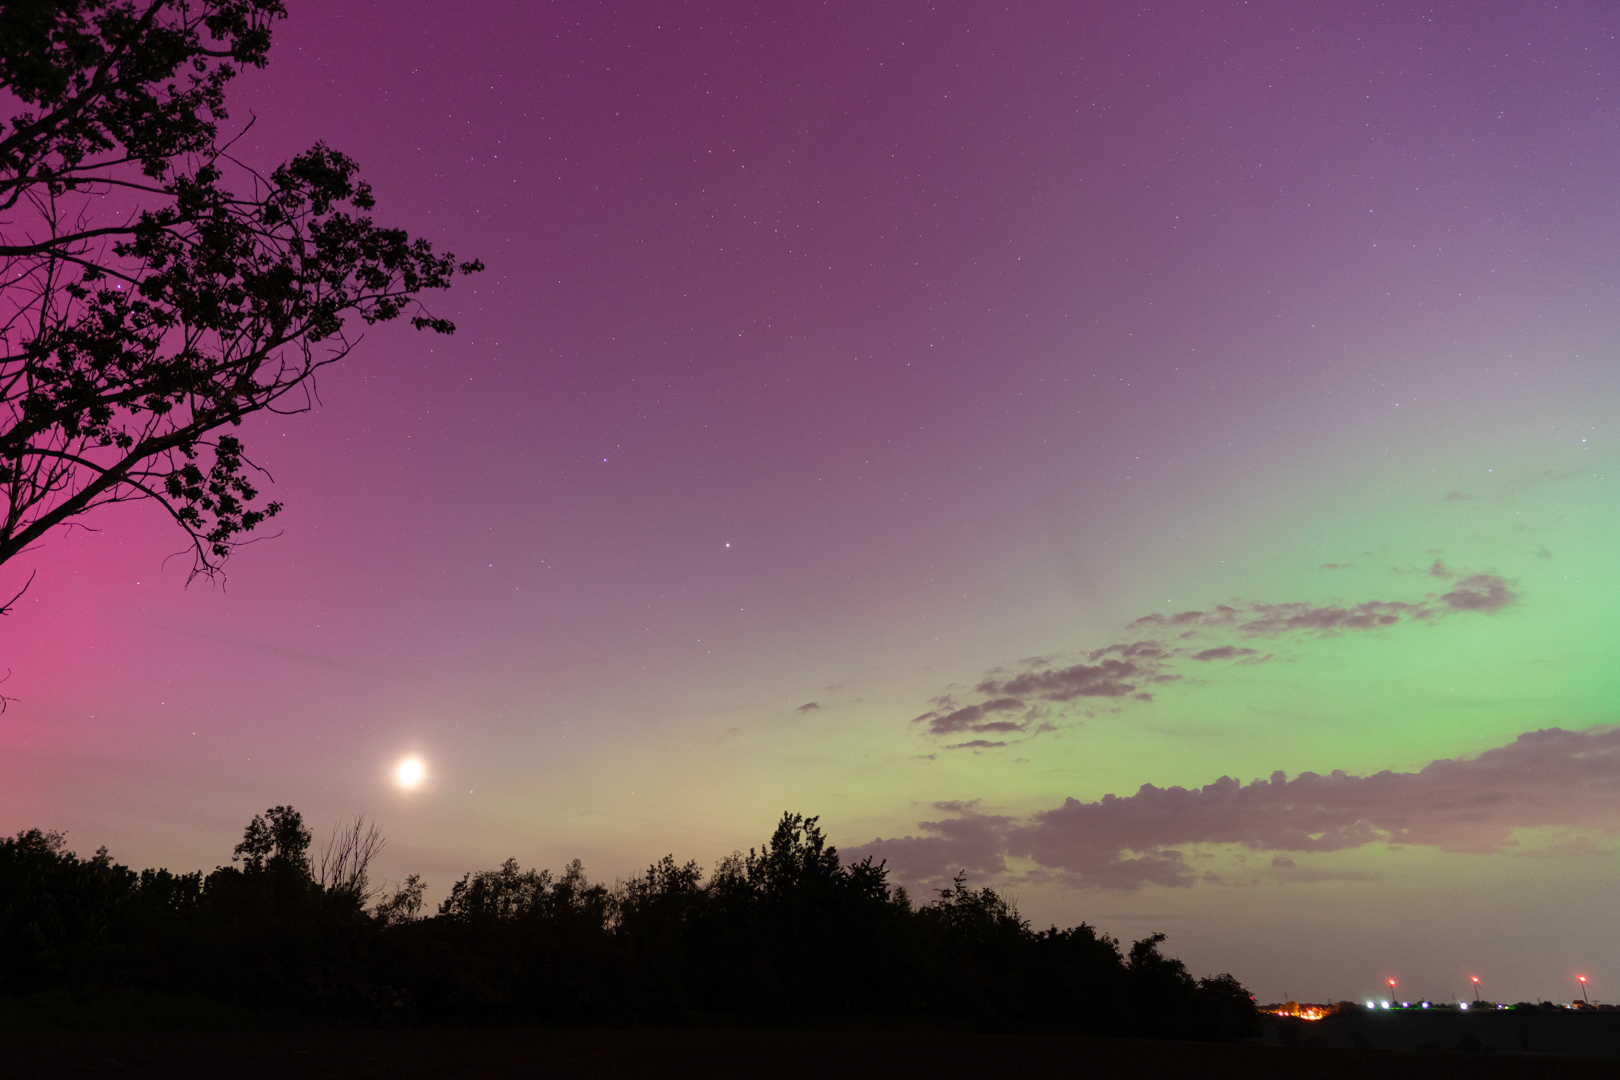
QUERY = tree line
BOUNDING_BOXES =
[0,807,1256,1037]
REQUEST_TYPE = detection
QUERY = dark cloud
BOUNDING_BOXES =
[917,577,1516,748]
[1088,640,1173,661]
[1233,600,1416,635]
[841,804,1013,886]
[859,728,1620,890]
[1319,563,1350,570]
[1128,606,1240,633]
[1191,646,1258,662]
[977,659,1141,701]
[947,739,1007,750]
[1444,490,1472,501]
[913,697,1024,736]
[1121,580,1515,641]
[795,702,821,712]
[1440,574,1513,612]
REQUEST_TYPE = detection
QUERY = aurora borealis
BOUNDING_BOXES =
[3,0,1617,1006]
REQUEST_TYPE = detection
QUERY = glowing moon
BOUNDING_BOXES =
[395,757,426,790]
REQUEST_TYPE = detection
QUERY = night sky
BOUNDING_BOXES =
[4,1,1618,1006]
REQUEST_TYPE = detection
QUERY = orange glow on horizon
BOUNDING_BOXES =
[1271,1004,1327,1020]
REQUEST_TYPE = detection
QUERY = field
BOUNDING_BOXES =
[2,1026,1618,1080]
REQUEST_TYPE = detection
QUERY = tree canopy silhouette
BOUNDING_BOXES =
[0,0,479,590]
[0,808,1259,1038]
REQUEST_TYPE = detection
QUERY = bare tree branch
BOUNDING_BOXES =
[317,815,386,906]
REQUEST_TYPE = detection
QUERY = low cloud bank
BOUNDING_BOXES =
[847,727,1620,890]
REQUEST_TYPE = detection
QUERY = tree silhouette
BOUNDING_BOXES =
[0,807,1259,1036]
[0,1,479,584]
[231,804,310,876]
[315,815,385,911]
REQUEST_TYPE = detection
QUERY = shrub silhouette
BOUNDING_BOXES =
[0,810,1256,1038]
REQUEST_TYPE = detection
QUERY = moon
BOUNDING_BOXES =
[395,756,426,790]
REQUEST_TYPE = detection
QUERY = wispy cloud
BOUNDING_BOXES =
[846,727,1620,891]
[911,576,1516,748]
[1190,646,1258,662]
[983,658,1149,702]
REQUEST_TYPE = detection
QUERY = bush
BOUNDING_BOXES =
[0,811,1257,1038]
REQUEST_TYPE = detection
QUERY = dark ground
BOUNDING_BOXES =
[2,1027,1619,1080]
[1256,1009,1620,1058]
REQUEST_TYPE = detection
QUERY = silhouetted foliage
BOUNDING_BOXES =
[0,810,1258,1039]
[0,1,480,583]
[0,829,137,994]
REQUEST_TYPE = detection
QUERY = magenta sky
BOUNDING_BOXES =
[5,1,1619,1005]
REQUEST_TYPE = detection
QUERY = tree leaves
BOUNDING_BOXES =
[0,1,478,580]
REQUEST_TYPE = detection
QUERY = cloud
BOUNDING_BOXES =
[843,803,1013,885]
[1444,490,1472,501]
[1227,599,1418,635]
[853,728,1620,891]
[1191,646,1258,662]
[794,702,821,712]
[1123,578,1514,640]
[978,659,1143,702]
[164,623,390,676]
[912,696,1025,736]
[915,576,1516,748]
[1269,863,1383,884]
[1520,836,1611,859]
[1440,574,1513,612]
